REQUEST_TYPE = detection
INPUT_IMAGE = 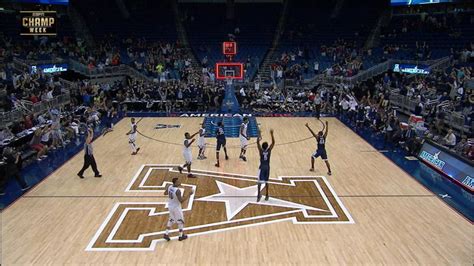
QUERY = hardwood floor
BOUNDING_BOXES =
[2,117,472,265]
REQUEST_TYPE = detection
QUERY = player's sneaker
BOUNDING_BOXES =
[136,147,140,153]
[328,171,332,176]
[256,194,261,202]
[225,155,229,160]
[163,234,171,241]
[265,195,269,201]
[309,168,315,172]
[242,156,247,162]
[215,162,220,167]
[187,174,196,178]
[178,166,183,173]
[178,235,188,241]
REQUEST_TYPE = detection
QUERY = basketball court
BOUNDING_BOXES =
[2,117,472,264]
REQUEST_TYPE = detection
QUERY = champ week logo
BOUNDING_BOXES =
[20,11,57,36]
[87,165,353,251]
[419,151,446,170]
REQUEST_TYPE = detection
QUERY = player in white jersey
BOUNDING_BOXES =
[197,124,207,160]
[239,117,250,161]
[163,177,194,241]
[126,118,140,155]
[178,131,199,178]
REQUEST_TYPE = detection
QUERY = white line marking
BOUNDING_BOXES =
[87,164,354,251]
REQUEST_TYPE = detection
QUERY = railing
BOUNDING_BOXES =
[0,92,71,127]
[389,93,471,134]
[307,56,450,86]
[13,56,154,82]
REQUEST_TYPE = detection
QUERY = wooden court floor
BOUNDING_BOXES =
[1,117,472,265]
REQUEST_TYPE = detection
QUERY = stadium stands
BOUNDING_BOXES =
[0,0,472,206]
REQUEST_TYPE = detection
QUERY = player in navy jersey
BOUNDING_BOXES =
[305,121,332,175]
[214,121,229,167]
[256,129,275,202]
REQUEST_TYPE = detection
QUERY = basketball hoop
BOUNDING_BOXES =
[215,41,244,81]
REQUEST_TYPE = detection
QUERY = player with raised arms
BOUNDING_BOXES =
[305,121,332,175]
[256,128,275,202]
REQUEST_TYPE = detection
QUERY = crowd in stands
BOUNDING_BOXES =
[1,2,473,199]
[1,71,66,112]
[251,59,473,160]
[270,39,367,82]
[0,34,198,83]
[1,61,472,196]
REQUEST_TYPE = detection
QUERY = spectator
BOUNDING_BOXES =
[30,128,49,161]
[443,129,456,148]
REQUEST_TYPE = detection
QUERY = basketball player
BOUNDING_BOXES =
[257,129,275,202]
[239,117,250,161]
[126,118,140,155]
[178,131,199,178]
[215,121,229,167]
[163,177,194,241]
[305,121,332,175]
[77,128,102,178]
[197,124,207,160]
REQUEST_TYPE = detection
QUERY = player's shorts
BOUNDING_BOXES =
[239,136,249,149]
[168,207,184,224]
[216,138,226,151]
[258,166,270,184]
[183,150,193,163]
[129,133,136,143]
[197,138,206,148]
[312,149,328,160]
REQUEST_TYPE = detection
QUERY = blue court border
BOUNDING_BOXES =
[0,116,124,210]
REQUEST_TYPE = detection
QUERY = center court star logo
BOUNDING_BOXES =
[196,181,328,221]
[87,165,353,251]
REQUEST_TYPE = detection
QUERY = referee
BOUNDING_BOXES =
[77,128,102,179]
